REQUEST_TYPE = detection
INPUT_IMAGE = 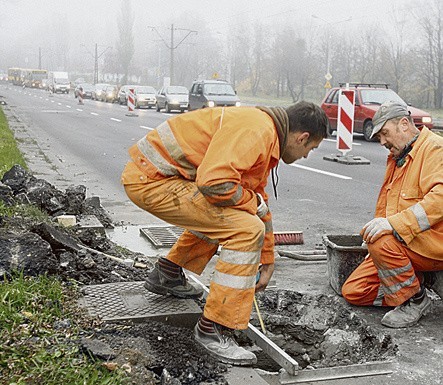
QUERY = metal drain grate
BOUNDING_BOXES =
[79,281,201,325]
[140,226,184,248]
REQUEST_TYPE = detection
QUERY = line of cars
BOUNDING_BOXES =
[72,79,243,113]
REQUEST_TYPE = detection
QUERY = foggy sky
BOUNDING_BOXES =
[0,0,424,71]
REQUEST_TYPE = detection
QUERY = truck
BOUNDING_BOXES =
[48,71,70,94]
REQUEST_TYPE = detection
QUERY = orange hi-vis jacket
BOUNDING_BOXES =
[380,126,443,260]
[126,107,281,264]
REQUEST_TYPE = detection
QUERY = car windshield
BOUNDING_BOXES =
[204,83,236,96]
[82,84,94,91]
[166,86,188,95]
[136,86,155,94]
[360,89,405,105]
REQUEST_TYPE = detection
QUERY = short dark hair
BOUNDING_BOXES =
[285,101,329,142]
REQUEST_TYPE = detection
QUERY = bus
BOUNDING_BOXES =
[8,67,22,85]
[23,69,48,88]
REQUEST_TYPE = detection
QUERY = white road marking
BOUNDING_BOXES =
[90,112,98,116]
[110,118,121,122]
[66,105,71,108]
[58,102,62,105]
[289,164,352,180]
[140,125,154,130]
[76,108,83,111]
[324,138,361,146]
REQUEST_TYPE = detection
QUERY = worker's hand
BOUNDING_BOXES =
[256,193,269,218]
[255,263,274,293]
[361,217,393,243]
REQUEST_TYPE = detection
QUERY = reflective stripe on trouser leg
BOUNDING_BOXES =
[204,248,261,330]
[369,236,420,307]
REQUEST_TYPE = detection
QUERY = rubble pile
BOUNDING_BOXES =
[252,289,397,370]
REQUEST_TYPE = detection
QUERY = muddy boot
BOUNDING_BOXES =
[144,258,203,299]
[381,288,431,328]
[194,316,257,366]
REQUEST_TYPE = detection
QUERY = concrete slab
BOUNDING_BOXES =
[323,153,371,165]
[79,281,202,328]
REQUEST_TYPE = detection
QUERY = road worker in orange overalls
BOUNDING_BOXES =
[121,102,328,365]
[342,101,443,328]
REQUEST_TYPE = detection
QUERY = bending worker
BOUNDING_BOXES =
[121,102,328,365]
[343,100,443,328]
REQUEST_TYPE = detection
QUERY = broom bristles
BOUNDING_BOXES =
[274,231,304,245]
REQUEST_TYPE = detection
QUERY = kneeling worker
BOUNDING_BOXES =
[121,102,328,364]
[343,101,443,328]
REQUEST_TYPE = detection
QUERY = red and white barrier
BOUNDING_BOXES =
[78,90,84,105]
[336,89,355,156]
[127,88,135,112]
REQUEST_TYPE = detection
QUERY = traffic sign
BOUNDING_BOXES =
[324,80,332,89]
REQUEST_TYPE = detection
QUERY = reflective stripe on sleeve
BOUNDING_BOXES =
[199,183,244,206]
[189,230,219,245]
[409,202,431,231]
[137,137,180,176]
[156,122,197,179]
[218,248,260,265]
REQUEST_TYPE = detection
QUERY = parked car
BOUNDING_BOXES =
[188,79,241,111]
[117,85,137,105]
[102,85,119,103]
[321,83,433,141]
[133,86,156,109]
[92,83,110,100]
[156,85,189,113]
[74,83,94,99]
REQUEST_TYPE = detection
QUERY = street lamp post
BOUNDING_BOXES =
[81,43,112,84]
[312,15,352,91]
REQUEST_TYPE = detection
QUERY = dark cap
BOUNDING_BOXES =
[370,100,410,138]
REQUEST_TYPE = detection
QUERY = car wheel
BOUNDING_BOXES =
[363,120,375,141]
[165,102,171,113]
[156,103,160,112]
[180,109,185,113]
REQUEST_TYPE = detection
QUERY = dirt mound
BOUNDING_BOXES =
[250,289,397,370]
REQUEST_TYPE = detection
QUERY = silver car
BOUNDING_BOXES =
[156,85,189,113]
[134,86,157,109]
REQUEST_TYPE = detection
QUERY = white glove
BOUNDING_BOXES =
[256,193,269,218]
[361,217,393,243]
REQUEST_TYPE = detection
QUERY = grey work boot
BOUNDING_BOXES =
[381,292,431,328]
[194,320,257,366]
[144,262,203,299]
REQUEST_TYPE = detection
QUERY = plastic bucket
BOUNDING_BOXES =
[322,234,368,295]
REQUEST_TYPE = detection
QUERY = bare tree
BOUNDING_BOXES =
[418,0,443,108]
[116,0,135,85]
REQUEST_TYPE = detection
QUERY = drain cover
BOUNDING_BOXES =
[79,281,201,326]
[140,226,184,248]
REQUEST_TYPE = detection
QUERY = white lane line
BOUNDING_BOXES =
[90,112,98,116]
[110,118,121,122]
[58,102,62,105]
[324,138,361,146]
[66,105,71,108]
[76,108,83,111]
[140,125,154,130]
[51,100,55,103]
[289,164,352,180]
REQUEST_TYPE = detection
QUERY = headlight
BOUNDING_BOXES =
[235,101,241,107]
[207,101,215,108]
[422,116,432,124]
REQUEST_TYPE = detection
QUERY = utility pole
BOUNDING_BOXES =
[148,24,197,85]
[81,43,112,84]
[38,47,42,69]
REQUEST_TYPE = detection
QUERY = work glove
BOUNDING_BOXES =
[256,193,269,218]
[361,217,393,243]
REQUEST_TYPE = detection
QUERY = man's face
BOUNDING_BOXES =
[377,117,410,157]
[281,132,322,164]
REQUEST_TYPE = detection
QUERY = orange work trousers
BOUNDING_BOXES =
[122,162,263,330]
[342,235,443,307]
